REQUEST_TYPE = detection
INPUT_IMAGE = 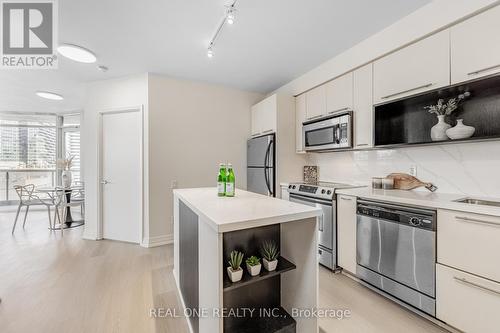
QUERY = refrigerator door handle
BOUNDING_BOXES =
[264,140,273,196]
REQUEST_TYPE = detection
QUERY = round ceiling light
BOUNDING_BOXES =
[36,91,64,101]
[57,44,97,63]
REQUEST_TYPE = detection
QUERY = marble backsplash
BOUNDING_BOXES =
[307,140,500,198]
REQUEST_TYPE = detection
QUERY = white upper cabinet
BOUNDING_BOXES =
[451,5,500,84]
[353,64,373,149]
[373,30,450,104]
[326,72,353,114]
[251,95,277,136]
[305,85,327,121]
[295,94,307,153]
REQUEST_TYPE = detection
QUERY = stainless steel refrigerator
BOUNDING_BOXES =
[247,133,275,196]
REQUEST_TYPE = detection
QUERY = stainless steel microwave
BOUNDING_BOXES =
[302,111,353,151]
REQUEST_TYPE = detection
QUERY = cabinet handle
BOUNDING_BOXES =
[306,115,323,121]
[262,129,274,134]
[455,216,500,228]
[453,276,500,296]
[340,197,352,201]
[467,64,500,76]
[328,107,350,115]
[381,83,433,100]
[356,143,369,147]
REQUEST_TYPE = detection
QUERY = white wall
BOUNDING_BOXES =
[82,74,148,241]
[147,74,262,242]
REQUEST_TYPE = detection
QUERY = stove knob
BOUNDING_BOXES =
[292,185,296,189]
[321,189,326,194]
[288,185,292,189]
[327,190,332,195]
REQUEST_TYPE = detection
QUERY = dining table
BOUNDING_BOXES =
[36,186,85,230]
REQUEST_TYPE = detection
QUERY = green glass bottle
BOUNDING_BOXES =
[225,163,235,197]
[217,163,227,197]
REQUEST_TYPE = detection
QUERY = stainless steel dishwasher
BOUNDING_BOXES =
[356,199,437,316]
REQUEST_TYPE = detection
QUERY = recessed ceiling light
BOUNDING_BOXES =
[57,44,97,63]
[36,91,64,101]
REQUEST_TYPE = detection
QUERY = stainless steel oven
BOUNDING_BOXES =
[289,192,335,269]
[302,110,352,151]
[356,199,437,316]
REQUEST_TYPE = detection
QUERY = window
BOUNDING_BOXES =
[0,113,57,202]
[64,130,81,183]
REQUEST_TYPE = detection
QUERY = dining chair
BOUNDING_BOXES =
[73,181,85,217]
[11,184,54,234]
[52,189,84,235]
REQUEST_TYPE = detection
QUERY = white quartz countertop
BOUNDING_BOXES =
[174,187,321,233]
[336,187,500,217]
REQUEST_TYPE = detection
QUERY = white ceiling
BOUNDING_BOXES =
[0,0,431,113]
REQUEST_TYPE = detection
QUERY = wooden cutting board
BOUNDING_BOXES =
[387,173,438,192]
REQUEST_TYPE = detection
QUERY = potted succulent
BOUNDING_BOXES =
[227,250,244,283]
[261,240,279,272]
[245,255,262,276]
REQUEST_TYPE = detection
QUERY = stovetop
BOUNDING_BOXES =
[287,181,358,201]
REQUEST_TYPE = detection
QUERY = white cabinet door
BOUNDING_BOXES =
[437,264,500,333]
[295,94,307,153]
[251,95,277,136]
[305,85,327,121]
[337,195,357,274]
[373,30,450,104]
[437,209,500,283]
[353,64,373,149]
[451,5,500,84]
[326,72,353,115]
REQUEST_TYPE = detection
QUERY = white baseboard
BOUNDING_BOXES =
[82,232,98,240]
[141,234,173,248]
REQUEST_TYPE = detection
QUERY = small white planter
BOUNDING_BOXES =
[263,258,278,272]
[227,267,243,283]
[246,263,262,276]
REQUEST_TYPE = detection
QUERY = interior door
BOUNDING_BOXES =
[101,110,142,243]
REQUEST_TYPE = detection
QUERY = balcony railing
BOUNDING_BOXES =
[0,169,56,205]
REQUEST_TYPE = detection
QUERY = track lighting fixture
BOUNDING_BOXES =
[206,1,238,58]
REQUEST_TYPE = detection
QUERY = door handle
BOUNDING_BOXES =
[381,83,433,100]
[100,180,110,185]
[453,276,500,296]
[455,216,500,228]
[467,64,500,76]
[328,107,350,115]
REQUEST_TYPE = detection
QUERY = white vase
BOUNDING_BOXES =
[227,267,243,283]
[446,119,475,140]
[62,170,72,188]
[430,115,451,141]
[246,263,262,276]
[263,258,278,272]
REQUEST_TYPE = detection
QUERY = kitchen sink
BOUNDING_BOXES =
[453,197,500,207]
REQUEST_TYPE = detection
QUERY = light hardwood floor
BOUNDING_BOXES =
[0,207,448,333]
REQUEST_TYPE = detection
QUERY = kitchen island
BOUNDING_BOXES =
[173,187,321,333]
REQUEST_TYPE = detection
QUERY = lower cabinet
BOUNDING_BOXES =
[337,195,357,274]
[436,264,500,333]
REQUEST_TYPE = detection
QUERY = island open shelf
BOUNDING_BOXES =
[223,256,296,291]
[173,188,321,333]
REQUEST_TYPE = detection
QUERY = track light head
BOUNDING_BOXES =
[226,7,236,24]
[207,47,214,58]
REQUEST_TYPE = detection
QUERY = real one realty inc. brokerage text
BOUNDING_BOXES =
[149,307,352,320]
